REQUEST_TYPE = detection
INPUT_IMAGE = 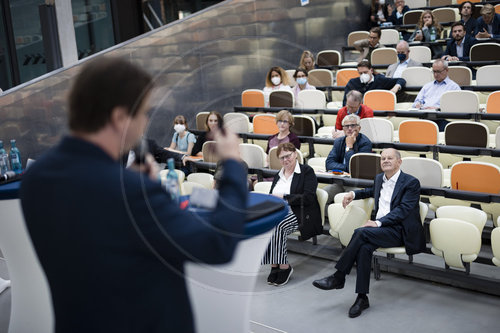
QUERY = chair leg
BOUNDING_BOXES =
[373,256,381,280]
[312,236,317,245]
[465,262,470,275]
[408,254,413,264]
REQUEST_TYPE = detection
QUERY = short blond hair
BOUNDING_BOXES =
[276,110,294,127]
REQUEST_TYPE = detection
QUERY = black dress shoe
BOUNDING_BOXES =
[348,296,370,318]
[312,274,345,290]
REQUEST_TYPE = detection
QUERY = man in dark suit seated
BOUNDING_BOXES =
[313,148,425,318]
[442,22,476,62]
[20,57,248,333]
[459,1,477,37]
[323,114,372,203]
[342,60,406,106]
[475,4,500,39]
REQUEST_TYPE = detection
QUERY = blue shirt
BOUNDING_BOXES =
[412,77,461,109]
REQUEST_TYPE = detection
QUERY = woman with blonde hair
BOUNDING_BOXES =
[409,10,443,58]
[299,50,316,71]
[266,110,300,154]
[263,66,292,107]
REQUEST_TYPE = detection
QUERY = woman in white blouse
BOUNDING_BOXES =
[263,66,292,107]
[262,142,322,286]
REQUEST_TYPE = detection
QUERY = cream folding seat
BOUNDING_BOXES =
[317,50,341,66]
[308,69,334,87]
[328,192,374,247]
[181,181,204,195]
[297,89,326,109]
[409,46,432,63]
[440,90,479,113]
[159,169,185,187]
[374,202,428,280]
[307,157,327,172]
[187,172,214,189]
[223,112,251,133]
[430,216,484,273]
[447,66,472,86]
[436,205,487,233]
[379,29,399,45]
[239,143,267,168]
[253,181,273,194]
[401,157,444,187]
[360,117,394,143]
[492,226,500,267]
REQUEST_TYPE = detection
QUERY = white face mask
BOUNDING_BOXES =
[271,77,281,86]
[174,124,186,133]
[360,73,371,84]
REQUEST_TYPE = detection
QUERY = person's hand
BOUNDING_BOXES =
[213,128,241,161]
[397,5,403,13]
[390,84,401,94]
[345,133,356,148]
[414,32,423,41]
[362,220,378,228]
[414,102,422,109]
[423,106,438,110]
[129,153,159,181]
[182,156,196,166]
[475,29,491,39]
[332,129,345,139]
[342,192,354,208]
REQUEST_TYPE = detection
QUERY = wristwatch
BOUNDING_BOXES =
[345,147,351,152]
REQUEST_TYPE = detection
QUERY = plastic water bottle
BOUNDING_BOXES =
[9,139,22,174]
[165,158,180,204]
[0,141,10,176]
[399,31,403,41]
[430,27,436,42]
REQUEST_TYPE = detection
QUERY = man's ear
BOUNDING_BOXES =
[109,106,129,133]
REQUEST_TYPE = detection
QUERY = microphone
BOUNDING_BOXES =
[0,171,17,182]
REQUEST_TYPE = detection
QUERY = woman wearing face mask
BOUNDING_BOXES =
[168,115,196,156]
[263,66,292,107]
[191,111,223,157]
[409,10,443,58]
[292,68,316,107]
[299,51,316,72]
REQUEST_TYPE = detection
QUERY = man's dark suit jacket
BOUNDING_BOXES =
[269,163,322,240]
[20,136,248,333]
[475,13,500,38]
[343,74,406,106]
[461,17,477,37]
[353,171,426,255]
[388,5,410,26]
[443,35,477,61]
[325,133,372,172]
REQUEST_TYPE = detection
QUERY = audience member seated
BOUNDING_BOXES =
[343,60,405,106]
[262,142,322,286]
[412,59,460,130]
[168,115,196,156]
[333,90,373,139]
[386,41,422,78]
[459,1,477,37]
[192,111,223,156]
[388,0,409,26]
[475,4,500,39]
[299,50,317,72]
[354,27,383,63]
[266,110,301,154]
[369,0,390,28]
[442,22,476,62]
[324,114,373,203]
[408,10,443,58]
[124,138,188,168]
[263,66,292,107]
[292,67,316,106]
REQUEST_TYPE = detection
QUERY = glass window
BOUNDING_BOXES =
[9,0,47,84]
[71,0,115,60]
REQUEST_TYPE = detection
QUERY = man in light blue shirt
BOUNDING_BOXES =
[412,59,460,130]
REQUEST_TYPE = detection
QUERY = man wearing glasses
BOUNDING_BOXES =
[412,59,460,130]
[354,27,383,63]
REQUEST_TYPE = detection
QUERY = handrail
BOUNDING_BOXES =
[190,161,500,204]
[233,106,500,121]
[191,129,500,160]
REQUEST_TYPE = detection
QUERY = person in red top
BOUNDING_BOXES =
[332,90,374,139]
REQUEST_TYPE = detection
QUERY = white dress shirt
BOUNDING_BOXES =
[272,161,301,197]
[375,169,401,226]
[393,59,409,79]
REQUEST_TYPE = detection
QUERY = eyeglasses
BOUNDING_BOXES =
[277,120,289,124]
[342,124,359,129]
[278,152,294,161]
